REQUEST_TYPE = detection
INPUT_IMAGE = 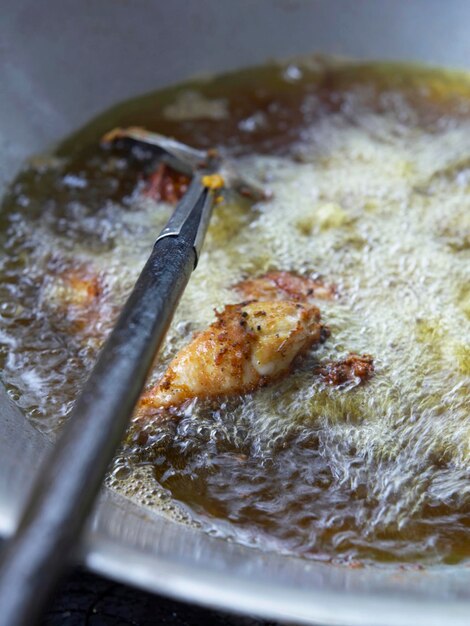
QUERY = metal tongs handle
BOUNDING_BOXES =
[0,176,214,626]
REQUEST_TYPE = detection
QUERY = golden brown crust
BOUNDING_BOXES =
[234,271,336,303]
[46,263,104,332]
[142,163,189,203]
[140,300,323,412]
[317,353,374,387]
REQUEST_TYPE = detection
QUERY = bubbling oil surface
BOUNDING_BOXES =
[1,58,469,566]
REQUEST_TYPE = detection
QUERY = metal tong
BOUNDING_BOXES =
[0,129,265,626]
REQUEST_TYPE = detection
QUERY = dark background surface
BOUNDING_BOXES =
[40,568,282,626]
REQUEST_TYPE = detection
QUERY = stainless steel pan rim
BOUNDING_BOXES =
[2,1,470,623]
[2,387,470,626]
[85,541,470,626]
[82,492,470,626]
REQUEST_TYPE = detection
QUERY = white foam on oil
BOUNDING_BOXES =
[1,64,469,564]
[140,104,470,562]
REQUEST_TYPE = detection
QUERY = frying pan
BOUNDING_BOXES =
[1,1,470,624]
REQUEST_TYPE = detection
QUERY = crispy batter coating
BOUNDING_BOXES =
[140,300,322,410]
[234,271,335,303]
[317,353,374,387]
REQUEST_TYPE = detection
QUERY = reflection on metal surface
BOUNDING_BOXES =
[85,490,470,626]
[2,377,470,625]
[2,0,470,623]
[0,383,50,537]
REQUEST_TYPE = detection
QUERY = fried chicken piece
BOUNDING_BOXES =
[43,262,104,332]
[140,300,322,410]
[55,268,101,309]
[234,271,335,303]
[143,162,189,203]
[317,353,374,387]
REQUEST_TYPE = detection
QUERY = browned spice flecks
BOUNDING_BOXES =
[139,300,322,412]
[234,271,336,303]
[318,353,374,387]
[143,163,189,203]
